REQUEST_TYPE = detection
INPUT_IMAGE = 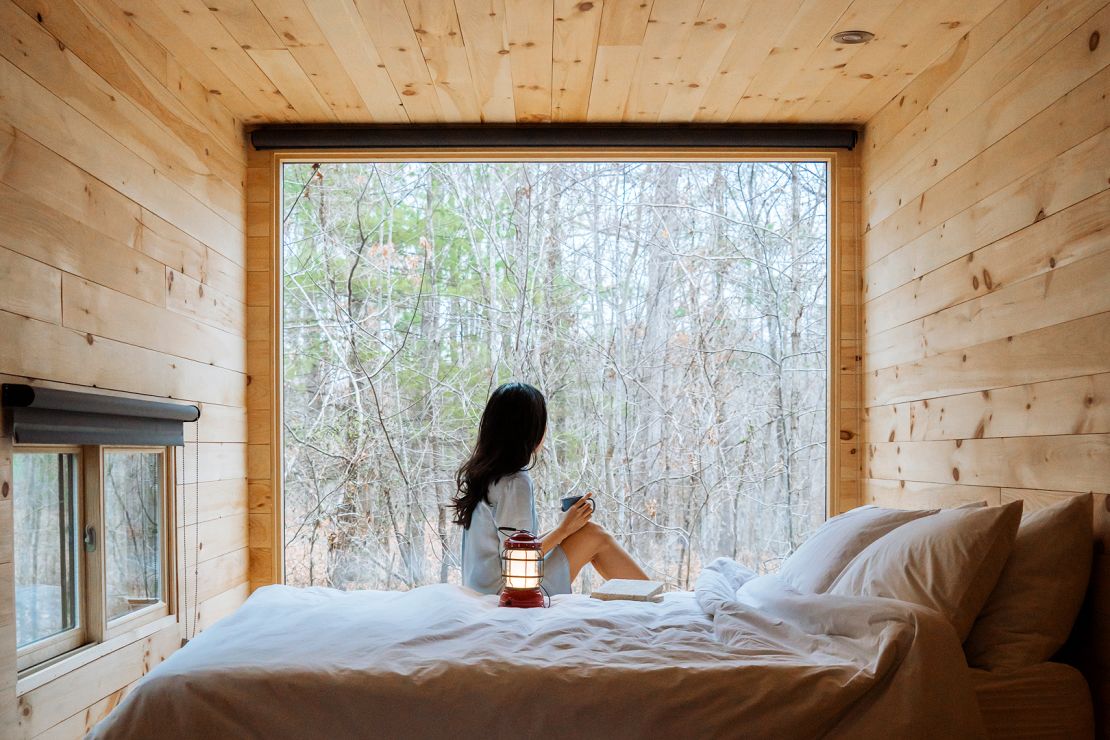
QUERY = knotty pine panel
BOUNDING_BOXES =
[0,1,250,735]
[860,23,1110,724]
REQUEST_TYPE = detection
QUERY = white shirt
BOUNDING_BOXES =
[460,470,536,595]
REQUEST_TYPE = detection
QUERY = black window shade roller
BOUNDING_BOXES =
[249,124,859,151]
[2,384,200,446]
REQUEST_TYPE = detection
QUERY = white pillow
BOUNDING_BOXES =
[964,494,1093,670]
[829,501,1023,641]
[778,505,937,594]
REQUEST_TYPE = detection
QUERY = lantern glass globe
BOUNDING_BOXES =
[505,549,541,589]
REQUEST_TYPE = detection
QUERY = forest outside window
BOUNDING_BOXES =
[280,158,832,593]
[13,446,172,672]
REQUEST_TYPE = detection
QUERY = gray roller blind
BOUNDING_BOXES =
[2,384,200,446]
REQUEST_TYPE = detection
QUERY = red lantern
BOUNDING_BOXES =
[499,529,546,608]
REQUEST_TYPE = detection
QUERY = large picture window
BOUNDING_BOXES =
[280,159,831,591]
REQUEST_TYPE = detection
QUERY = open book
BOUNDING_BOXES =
[589,579,665,603]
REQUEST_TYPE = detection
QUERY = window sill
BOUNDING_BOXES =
[105,601,170,640]
[16,614,178,696]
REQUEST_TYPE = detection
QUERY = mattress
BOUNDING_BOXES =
[970,662,1093,739]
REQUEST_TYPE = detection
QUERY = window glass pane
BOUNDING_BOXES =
[281,161,829,590]
[14,452,79,648]
[104,452,163,621]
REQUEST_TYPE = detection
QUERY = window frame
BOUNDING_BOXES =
[12,445,84,672]
[97,446,173,640]
[12,443,175,676]
[266,148,854,585]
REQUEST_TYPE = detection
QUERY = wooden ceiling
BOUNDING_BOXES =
[68,0,1005,126]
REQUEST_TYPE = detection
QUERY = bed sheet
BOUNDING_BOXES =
[90,559,985,739]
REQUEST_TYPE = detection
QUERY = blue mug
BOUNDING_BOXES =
[560,495,595,512]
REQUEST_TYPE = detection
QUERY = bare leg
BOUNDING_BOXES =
[560,522,648,582]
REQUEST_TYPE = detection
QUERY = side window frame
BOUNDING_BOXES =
[13,446,85,672]
[100,446,173,640]
[13,444,175,675]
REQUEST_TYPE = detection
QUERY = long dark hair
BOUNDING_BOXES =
[452,382,547,529]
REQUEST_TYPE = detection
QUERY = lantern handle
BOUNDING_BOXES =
[498,526,536,536]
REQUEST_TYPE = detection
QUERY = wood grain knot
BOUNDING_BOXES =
[1,481,8,498]
[1090,31,1100,51]
[952,467,960,481]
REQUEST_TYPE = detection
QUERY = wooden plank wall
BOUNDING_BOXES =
[859,0,1110,511]
[0,1,250,736]
[859,0,1110,721]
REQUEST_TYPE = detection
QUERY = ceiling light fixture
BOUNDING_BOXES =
[832,30,875,44]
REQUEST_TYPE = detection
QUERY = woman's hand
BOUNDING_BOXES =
[557,493,594,537]
[540,494,593,555]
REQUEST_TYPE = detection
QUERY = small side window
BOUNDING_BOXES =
[13,450,83,670]
[103,450,165,624]
[13,445,173,672]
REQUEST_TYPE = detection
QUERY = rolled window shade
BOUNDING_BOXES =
[2,384,200,446]
[250,123,859,151]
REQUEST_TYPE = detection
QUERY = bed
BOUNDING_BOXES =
[89,564,984,739]
[971,663,1094,738]
[89,496,1106,739]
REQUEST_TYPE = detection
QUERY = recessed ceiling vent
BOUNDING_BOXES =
[832,30,875,44]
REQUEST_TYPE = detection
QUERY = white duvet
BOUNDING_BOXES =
[90,559,985,739]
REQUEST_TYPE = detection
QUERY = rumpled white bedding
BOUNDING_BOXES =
[90,559,985,739]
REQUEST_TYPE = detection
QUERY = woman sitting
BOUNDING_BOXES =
[455,382,648,596]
